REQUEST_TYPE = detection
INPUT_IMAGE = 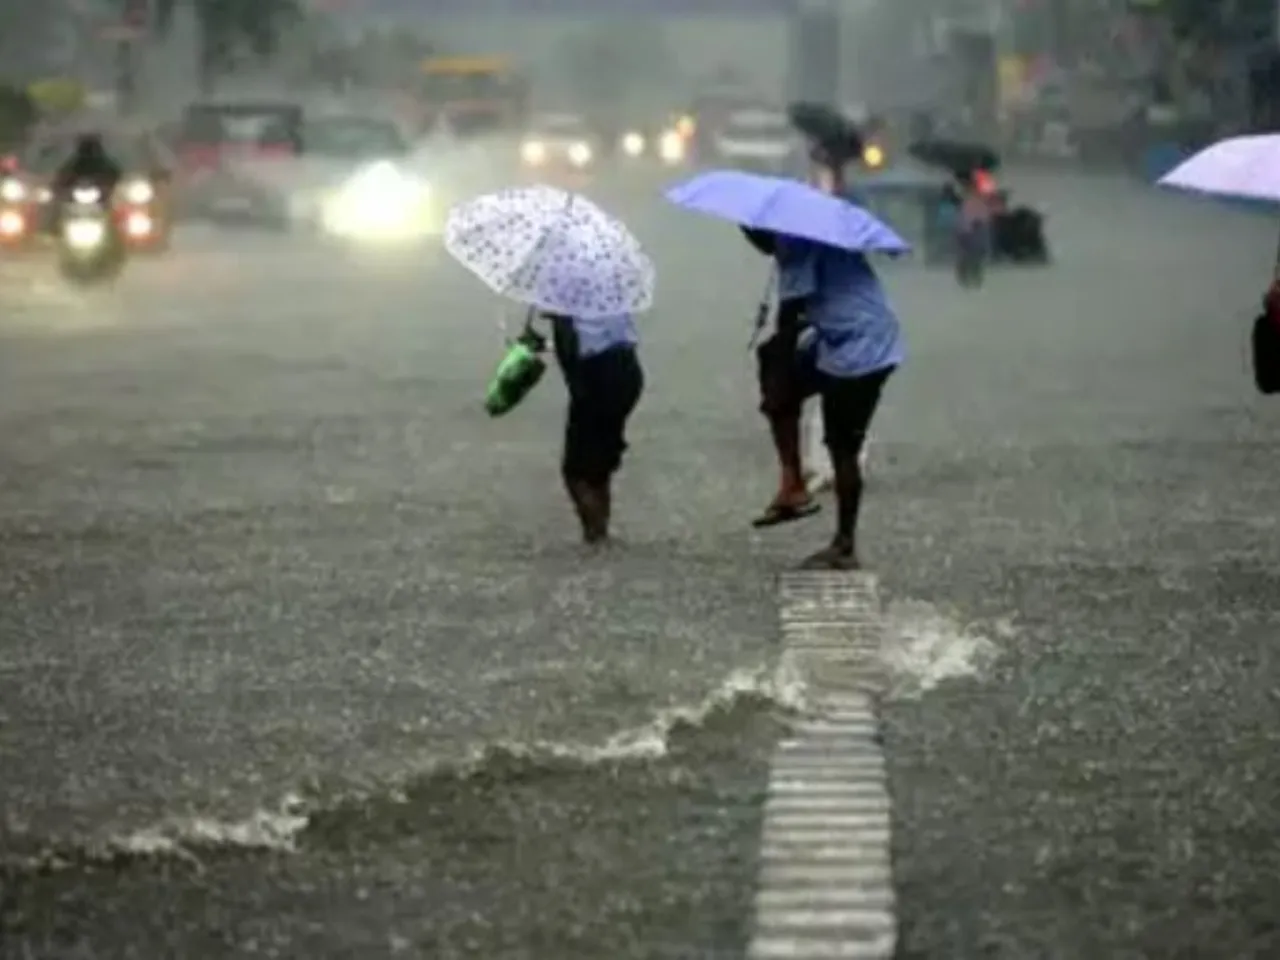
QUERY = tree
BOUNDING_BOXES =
[152,0,303,90]
[1141,0,1274,43]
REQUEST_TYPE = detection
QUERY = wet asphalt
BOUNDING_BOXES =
[1,166,1278,959]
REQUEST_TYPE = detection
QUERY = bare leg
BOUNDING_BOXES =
[563,473,590,537]
[753,408,822,527]
[574,480,609,544]
[804,402,835,492]
[799,449,864,570]
[769,410,806,503]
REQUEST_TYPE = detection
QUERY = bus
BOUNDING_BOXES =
[415,56,527,138]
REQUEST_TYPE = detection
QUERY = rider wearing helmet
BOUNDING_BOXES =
[52,133,123,201]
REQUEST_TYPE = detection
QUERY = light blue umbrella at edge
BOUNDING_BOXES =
[665,169,911,254]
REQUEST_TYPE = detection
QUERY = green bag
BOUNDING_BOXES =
[485,325,547,417]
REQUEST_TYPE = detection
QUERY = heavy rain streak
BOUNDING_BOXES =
[0,1,1277,958]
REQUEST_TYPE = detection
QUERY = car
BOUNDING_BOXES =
[288,113,438,242]
[175,100,303,221]
[0,126,176,254]
[613,114,690,167]
[712,107,802,174]
[518,113,602,173]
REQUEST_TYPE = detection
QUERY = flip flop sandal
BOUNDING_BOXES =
[751,499,821,529]
[797,546,860,571]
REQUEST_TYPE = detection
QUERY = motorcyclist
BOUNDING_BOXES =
[52,133,123,201]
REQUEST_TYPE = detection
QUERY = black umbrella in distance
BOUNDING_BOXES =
[787,101,864,165]
[908,138,1000,177]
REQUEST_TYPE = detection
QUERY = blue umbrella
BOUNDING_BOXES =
[665,169,910,254]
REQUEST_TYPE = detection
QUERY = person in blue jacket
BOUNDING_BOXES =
[743,224,902,569]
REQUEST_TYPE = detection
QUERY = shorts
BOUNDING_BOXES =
[562,345,644,484]
[756,333,893,456]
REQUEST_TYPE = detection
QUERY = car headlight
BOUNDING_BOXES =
[658,131,684,163]
[568,142,592,166]
[121,179,154,204]
[0,178,26,202]
[323,162,430,238]
[621,132,644,156]
[521,141,546,164]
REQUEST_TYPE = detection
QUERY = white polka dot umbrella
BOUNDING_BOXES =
[445,185,655,319]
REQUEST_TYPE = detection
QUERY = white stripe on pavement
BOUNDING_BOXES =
[749,572,896,959]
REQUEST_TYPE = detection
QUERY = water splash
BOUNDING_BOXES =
[881,599,1002,700]
[7,662,807,871]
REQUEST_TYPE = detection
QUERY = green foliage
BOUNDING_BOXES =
[1141,0,1274,42]
[153,0,303,77]
[0,83,36,148]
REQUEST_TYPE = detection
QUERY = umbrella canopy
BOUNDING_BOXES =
[445,185,655,319]
[665,169,909,254]
[908,138,1000,177]
[787,101,863,164]
[1158,134,1280,203]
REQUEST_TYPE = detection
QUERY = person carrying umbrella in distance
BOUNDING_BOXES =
[1158,134,1280,394]
[446,185,654,544]
[667,169,909,569]
[787,101,868,200]
[908,139,1001,288]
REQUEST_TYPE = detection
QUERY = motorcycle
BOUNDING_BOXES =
[56,182,125,284]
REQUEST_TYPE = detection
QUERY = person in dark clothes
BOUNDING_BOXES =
[544,310,644,544]
[52,133,123,200]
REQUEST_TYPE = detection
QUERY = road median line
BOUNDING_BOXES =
[748,571,895,960]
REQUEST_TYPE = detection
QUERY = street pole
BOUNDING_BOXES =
[114,0,151,114]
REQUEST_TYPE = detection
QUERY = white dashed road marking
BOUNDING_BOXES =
[749,572,895,960]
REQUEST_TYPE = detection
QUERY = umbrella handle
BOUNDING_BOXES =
[747,268,777,350]
[518,306,548,352]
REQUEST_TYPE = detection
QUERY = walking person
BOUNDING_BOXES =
[545,311,644,543]
[444,185,655,545]
[666,167,907,566]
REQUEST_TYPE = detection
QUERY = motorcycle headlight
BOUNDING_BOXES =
[72,186,102,205]
[0,210,25,236]
[659,131,684,163]
[121,179,155,204]
[521,141,546,164]
[0,178,26,202]
[863,144,885,168]
[568,142,592,166]
[64,218,106,249]
[621,132,644,156]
